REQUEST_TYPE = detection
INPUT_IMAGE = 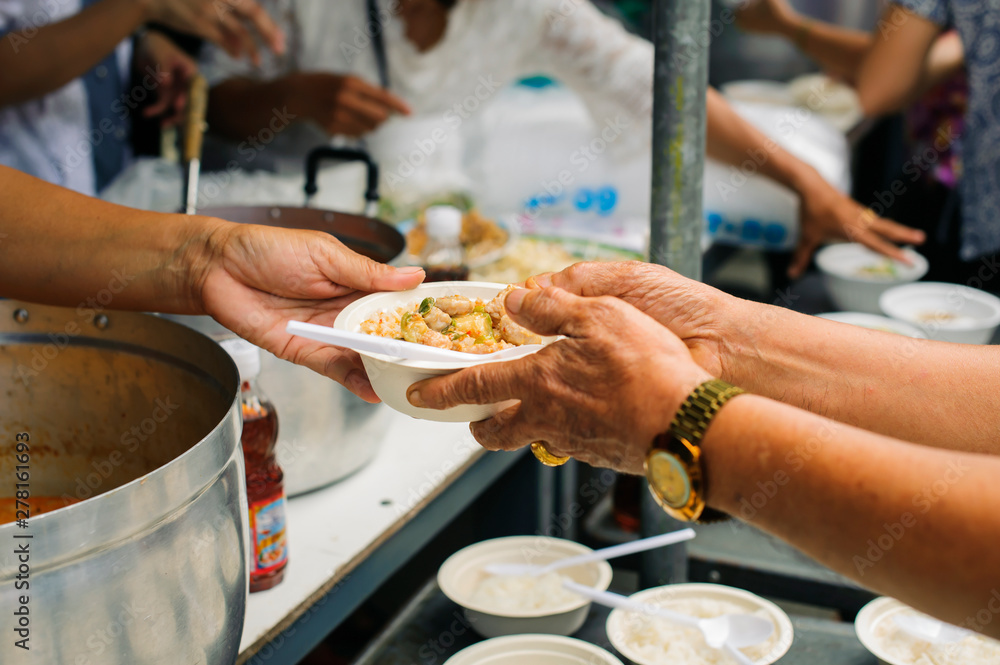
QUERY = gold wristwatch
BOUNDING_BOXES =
[645,379,744,523]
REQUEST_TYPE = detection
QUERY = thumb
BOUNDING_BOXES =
[506,287,600,338]
[788,237,817,279]
[318,238,425,292]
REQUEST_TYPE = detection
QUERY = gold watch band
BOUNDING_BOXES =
[646,379,744,523]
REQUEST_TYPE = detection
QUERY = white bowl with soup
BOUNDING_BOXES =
[438,536,613,638]
[815,243,928,314]
[443,634,624,665]
[879,282,1000,344]
[336,281,553,421]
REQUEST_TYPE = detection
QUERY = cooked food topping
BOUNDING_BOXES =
[360,287,541,353]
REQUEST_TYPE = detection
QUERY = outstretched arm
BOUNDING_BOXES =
[0,166,424,399]
[410,283,1000,639]
[528,262,1000,455]
[0,0,282,110]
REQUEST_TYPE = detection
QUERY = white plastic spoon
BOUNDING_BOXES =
[894,614,972,645]
[563,580,773,654]
[286,320,544,364]
[483,529,696,577]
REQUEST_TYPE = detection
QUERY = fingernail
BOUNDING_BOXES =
[407,388,426,407]
[396,266,425,275]
[532,274,553,288]
[346,370,370,396]
[505,288,528,315]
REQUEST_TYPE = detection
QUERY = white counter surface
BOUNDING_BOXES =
[237,406,486,660]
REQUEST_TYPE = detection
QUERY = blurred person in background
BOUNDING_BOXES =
[0,0,284,196]
[739,0,999,290]
[202,0,924,276]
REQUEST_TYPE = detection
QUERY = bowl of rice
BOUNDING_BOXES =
[606,584,793,665]
[438,536,613,638]
[336,281,553,422]
[856,597,1000,665]
[443,634,624,665]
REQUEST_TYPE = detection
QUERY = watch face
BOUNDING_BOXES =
[647,450,692,508]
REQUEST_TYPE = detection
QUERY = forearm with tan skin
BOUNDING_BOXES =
[855,5,942,117]
[0,166,426,400]
[208,77,301,141]
[208,73,410,141]
[0,166,213,312]
[0,0,145,109]
[409,279,1000,638]
[702,394,1000,637]
[0,0,283,111]
[739,1,963,90]
[533,262,1000,454]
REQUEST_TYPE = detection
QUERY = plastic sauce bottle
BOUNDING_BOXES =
[420,205,469,282]
[220,339,289,592]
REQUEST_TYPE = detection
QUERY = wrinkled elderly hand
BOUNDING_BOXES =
[407,286,712,474]
[525,261,739,378]
[195,221,424,402]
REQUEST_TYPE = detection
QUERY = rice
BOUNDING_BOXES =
[872,609,1000,665]
[469,573,579,613]
[612,597,781,665]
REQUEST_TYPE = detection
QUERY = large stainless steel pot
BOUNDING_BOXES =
[0,301,246,665]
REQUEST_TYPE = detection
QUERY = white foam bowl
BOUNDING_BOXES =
[443,634,624,665]
[606,583,794,665]
[879,282,1000,344]
[335,281,551,421]
[815,243,928,314]
[438,536,613,639]
[816,312,927,338]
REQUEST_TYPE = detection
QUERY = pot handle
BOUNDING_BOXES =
[304,146,380,214]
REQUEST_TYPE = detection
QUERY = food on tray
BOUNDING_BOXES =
[0,496,80,524]
[872,608,1000,664]
[617,597,780,665]
[855,260,900,279]
[359,286,541,354]
[407,208,509,263]
[470,572,578,613]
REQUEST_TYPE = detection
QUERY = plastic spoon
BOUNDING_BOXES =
[286,320,544,364]
[894,614,972,645]
[563,580,773,653]
[483,529,696,577]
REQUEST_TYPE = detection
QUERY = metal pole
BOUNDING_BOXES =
[648,0,710,280]
[641,0,711,589]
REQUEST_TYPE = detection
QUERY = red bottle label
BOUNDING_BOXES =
[249,492,288,575]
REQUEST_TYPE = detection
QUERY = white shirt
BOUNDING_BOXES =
[0,0,131,195]
[200,0,653,169]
